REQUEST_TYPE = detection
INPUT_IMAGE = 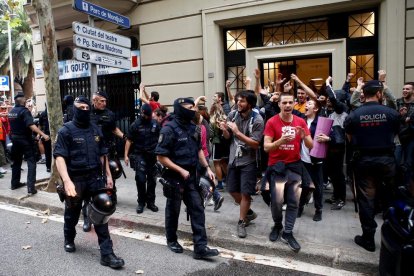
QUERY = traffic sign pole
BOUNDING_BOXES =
[89,15,97,98]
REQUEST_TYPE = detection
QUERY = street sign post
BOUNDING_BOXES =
[0,76,10,91]
[74,48,131,70]
[72,22,131,48]
[73,0,130,29]
[73,34,131,58]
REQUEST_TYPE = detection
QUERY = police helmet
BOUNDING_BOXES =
[109,158,123,179]
[87,188,116,225]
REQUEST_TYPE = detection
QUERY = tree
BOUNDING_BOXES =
[0,0,34,97]
[32,0,63,192]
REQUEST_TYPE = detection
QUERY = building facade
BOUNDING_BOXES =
[26,0,413,109]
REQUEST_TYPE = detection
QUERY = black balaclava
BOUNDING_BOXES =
[173,98,195,124]
[73,95,91,128]
[141,103,153,122]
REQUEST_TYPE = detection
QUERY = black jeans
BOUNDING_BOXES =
[165,171,207,252]
[269,169,302,233]
[11,137,36,191]
[326,145,346,201]
[64,173,114,256]
[354,155,396,234]
[300,161,324,210]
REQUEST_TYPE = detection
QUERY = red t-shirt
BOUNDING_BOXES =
[149,101,161,111]
[264,114,310,166]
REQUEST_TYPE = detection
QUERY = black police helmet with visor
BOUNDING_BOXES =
[87,188,117,225]
[109,158,123,179]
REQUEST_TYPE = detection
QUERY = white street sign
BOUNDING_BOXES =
[74,48,131,70]
[73,34,131,58]
[72,22,131,48]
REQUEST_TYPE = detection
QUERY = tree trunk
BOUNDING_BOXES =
[32,0,63,192]
[23,65,34,98]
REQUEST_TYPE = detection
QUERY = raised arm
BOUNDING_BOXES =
[225,80,235,107]
[291,73,317,100]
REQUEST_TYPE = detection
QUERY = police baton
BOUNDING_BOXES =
[352,172,358,213]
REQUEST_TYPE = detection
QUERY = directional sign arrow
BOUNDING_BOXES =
[74,48,131,70]
[73,34,131,58]
[72,22,131,48]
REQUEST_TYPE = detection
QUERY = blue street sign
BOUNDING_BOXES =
[0,75,10,91]
[73,0,131,29]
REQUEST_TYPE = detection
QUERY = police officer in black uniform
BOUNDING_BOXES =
[83,91,124,232]
[124,103,160,213]
[54,96,124,268]
[155,97,219,259]
[63,95,74,123]
[8,93,50,194]
[39,107,51,172]
[344,80,400,252]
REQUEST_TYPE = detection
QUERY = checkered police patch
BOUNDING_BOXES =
[158,133,164,143]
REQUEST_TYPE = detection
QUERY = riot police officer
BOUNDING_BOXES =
[124,103,161,213]
[344,80,400,252]
[155,97,219,259]
[8,93,50,194]
[54,96,124,268]
[83,91,124,232]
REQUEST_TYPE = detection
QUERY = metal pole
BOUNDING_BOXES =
[89,15,97,99]
[7,20,15,103]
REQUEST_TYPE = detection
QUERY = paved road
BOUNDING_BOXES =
[0,203,342,276]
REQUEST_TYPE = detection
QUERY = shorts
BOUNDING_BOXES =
[212,141,230,160]
[226,162,257,195]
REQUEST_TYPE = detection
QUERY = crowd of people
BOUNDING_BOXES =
[4,69,413,268]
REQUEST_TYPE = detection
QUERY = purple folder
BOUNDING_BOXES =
[310,117,334,159]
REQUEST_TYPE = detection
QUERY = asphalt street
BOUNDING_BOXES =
[0,204,327,276]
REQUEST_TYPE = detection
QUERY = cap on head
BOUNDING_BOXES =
[74,95,91,106]
[94,91,108,99]
[175,97,195,106]
[14,93,25,100]
[364,80,383,91]
[141,103,153,116]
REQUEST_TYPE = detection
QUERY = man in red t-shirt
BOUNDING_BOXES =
[139,83,161,111]
[263,93,313,253]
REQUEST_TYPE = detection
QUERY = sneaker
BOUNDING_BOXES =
[237,221,247,238]
[354,235,375,252]
[37,158,46,164]
[269,225,282,242]
[331,200,345,210]
[325,196,336,204]
[281,232,301,253]
[0,167,7,174]
[214,196,224,211]
[203,191,213,208]
[245,210,257,225]
[313,210,322,221]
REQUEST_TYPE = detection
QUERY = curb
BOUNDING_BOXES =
[0,191,378,274]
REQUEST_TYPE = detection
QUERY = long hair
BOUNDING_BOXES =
[209,102,226,126]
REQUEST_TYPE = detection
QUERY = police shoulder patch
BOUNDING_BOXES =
[95,135,100,142]
[158,133,164,143]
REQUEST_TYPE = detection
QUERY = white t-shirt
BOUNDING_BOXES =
[300,118,313,163]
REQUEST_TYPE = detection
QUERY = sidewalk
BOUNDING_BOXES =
[0,161,380,274]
